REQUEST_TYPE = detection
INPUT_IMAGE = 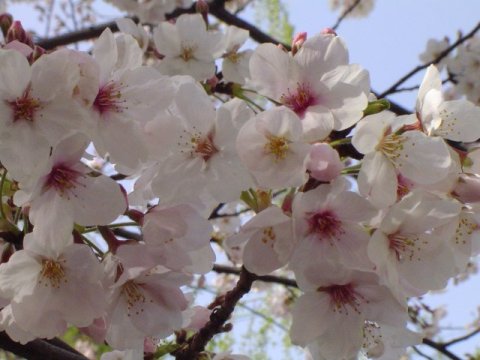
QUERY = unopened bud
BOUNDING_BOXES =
[126,209,144,225]
[291,32,307,55]
[6,21,33,47]
[28,45,46,63]
[196,0,209,26]
[363,99,390,116]
[0,13,13,38]
[321,27,337,36]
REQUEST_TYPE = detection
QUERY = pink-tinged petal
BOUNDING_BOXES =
[93,28,118,84]
[0,49,31,99]
[153,22,181,57]
[30,49,81,101]
[0,306,37,344]
[301,105,335,141]
[290,293,331,347]
[324,82,368,131]
[0,251,41,299]
[352,112,396,155]
[436,100,480,142]
[321,64,370,94]
[175,83,215,134]
[399,131,451,184]
[417,65,442,111]
[243,229,285,275]
[330,191,377,223]
[70,175,126,226]
[358,152,397,209]
[298,34,349,75]
[249,43,301,100]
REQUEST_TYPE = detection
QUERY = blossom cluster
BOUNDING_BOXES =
[0,6,478,360]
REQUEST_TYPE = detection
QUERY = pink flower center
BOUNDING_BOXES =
[39,259,66,288]
[44,164,83,196]
[123,280,147,316]
[307,210,344,241]
[318,283,365,315]
[93,81,126,115]
[179,127,219,162]
[8,89,41,122]
[388,233,421,262]
[280,82,317,116]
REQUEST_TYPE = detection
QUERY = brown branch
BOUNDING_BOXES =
[213,264,298,288]
[422,338,462,360]
[174,266,256,360]
[443,327,480,347]
[331,0,362,31]
[0,332,89,360]
[379,21,480,99]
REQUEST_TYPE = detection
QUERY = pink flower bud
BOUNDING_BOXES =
[307,143,343,182]
[143,337,156,354]
[28,45,46,63]
[291,32,307,55]
[0,13,13,37]
[6,21,33,47]
[321,27,337,36]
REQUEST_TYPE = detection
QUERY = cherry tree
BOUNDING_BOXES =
[0,0,478,359]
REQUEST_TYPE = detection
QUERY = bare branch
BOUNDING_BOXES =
[379,21,480,99]
[174,267,257,359]
[213,264,298,288]
[0,332,89,360]
[443,327,480,347]
[331,0,362,31]
[422,338,462,360]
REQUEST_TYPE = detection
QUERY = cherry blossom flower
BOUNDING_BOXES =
[104,253,191,350]
[290,178,377,277]
[153,14,224,80]
[221,26,252,85]
[0,229,106,340]
[353,111,452,208]
[144,82,254,203]
[290,261,405,359]
[368,190,462,300]
[249,32,369,141]
[236,106,311,189]
[225,206,294,275]
[14,133,126,230]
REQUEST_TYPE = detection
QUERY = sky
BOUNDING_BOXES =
[4,0,480,358]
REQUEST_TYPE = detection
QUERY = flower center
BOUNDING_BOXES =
[318,283,364,315]
[39,259,66,288]
[280,82,317,116]
[307,210,344,242]
[265,135,290,161]
[122,280,147,316]
[179,127,219,162]
[93,81,126,115]
[362,322,384,358]
[44,164,83,196]
[8,89,41,123]
[377,132,405,166]
[388,232,422,262]
[180,45,196,62]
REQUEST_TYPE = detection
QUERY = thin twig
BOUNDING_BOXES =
[412,345,435,360]
[331,0,362,31]
[213,264,298,288]
[379,21,480,98]
[443,327,480,347]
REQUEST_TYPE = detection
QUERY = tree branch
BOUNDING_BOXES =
[331,0,362,31]
[422,338,462,360]
[174,266,257,360]
[213,264,298,288]
[443,327,480,347]
[379,21,480,99]
[0,332,89,360]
